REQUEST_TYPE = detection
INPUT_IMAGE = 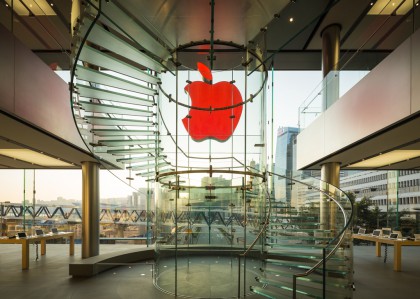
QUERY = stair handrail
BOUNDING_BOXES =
[236,171,271,297]
[269,173,354,299]
[242,177,272,257]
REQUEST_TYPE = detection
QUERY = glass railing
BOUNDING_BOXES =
[0,202,154,245]
[298,0,420,131]
[153,169,267,298]
[249,169,353,299]
[298,70,370,129]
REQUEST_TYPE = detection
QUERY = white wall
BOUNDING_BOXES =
[297,28,420,169]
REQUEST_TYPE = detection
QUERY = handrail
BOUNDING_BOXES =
[242,182,271,257]
[292,206,349,298]
[237,173,272,298]
[266,172,354,299]
[261,171,353,298]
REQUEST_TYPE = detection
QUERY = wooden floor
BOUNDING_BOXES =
[0,243,419,298]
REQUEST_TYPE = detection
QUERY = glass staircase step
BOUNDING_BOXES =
[117,156,165,164]
[107,147,162,155]
[76,65,157,96]
[253,280,322,299]
[265,258,348,269]
[97,139,157,147]
[83,18,164,72]
[136,171,155,177]
[253,277,347,299]
[264,251,347,262]
[76,84,154,106]
[78,45,160,85]
[97,1,171,61]
[92,129,155,136]
[129,162,170,171]
[264,261,349,276]
[265,243,327,249]
[257,268,347,287]
[79,100,154,117]
[85,116,154,126]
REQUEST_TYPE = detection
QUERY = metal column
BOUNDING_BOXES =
[321,24,341,111]
[82,161,100,258]
[320,162,340,231]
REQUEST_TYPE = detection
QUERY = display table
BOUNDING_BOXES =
[353,234,420,271]
[0,232,74,270]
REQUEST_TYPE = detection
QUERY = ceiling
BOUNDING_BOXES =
[307,113,420,170]
[1,0,419,170]
[1,0,418,70]
[0,112,101,169]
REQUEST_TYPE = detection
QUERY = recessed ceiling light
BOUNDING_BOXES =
[347,150,420,168]
[368,0,418,15]
[0,149,72,167]
[289,17,294,22]
[5,0,56,16]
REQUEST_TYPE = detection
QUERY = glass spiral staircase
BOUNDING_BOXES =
[252,171,353,299]
[70,1,354,298]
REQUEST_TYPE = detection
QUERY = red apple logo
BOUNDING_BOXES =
[182,62,243,142]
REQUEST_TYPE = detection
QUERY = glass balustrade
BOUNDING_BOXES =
[249,169,353,299]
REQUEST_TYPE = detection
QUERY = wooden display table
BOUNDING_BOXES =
[0,232,74,270]
[353,234,420,271]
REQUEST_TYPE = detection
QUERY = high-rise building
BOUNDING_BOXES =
[274,126,299,201]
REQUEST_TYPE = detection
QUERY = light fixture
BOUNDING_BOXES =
[5,0,56,16]
[289,17,294,22]
[347,150,420,168]
[367,0,419,15]
[0,149,73,167]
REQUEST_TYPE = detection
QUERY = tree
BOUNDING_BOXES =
[353,196,382,233]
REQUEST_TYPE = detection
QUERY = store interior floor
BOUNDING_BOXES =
[0,243,419,299]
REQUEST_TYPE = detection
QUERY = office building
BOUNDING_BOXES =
[274,126,299,201]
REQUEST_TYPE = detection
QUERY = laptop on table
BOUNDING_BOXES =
[35,229,44,236]
[372,229,381,237]
[389,233,399,240]
[381,228,392,238]
[17,232,27,238]
[357,228,366,235]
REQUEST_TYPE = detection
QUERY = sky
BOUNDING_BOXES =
[0,70,326,203]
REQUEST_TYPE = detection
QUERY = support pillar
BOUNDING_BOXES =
[82,161,100,258]
[321,24,341,111]
[320,162,340,231]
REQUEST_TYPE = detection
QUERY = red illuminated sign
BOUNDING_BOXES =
[182,63,243,142]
